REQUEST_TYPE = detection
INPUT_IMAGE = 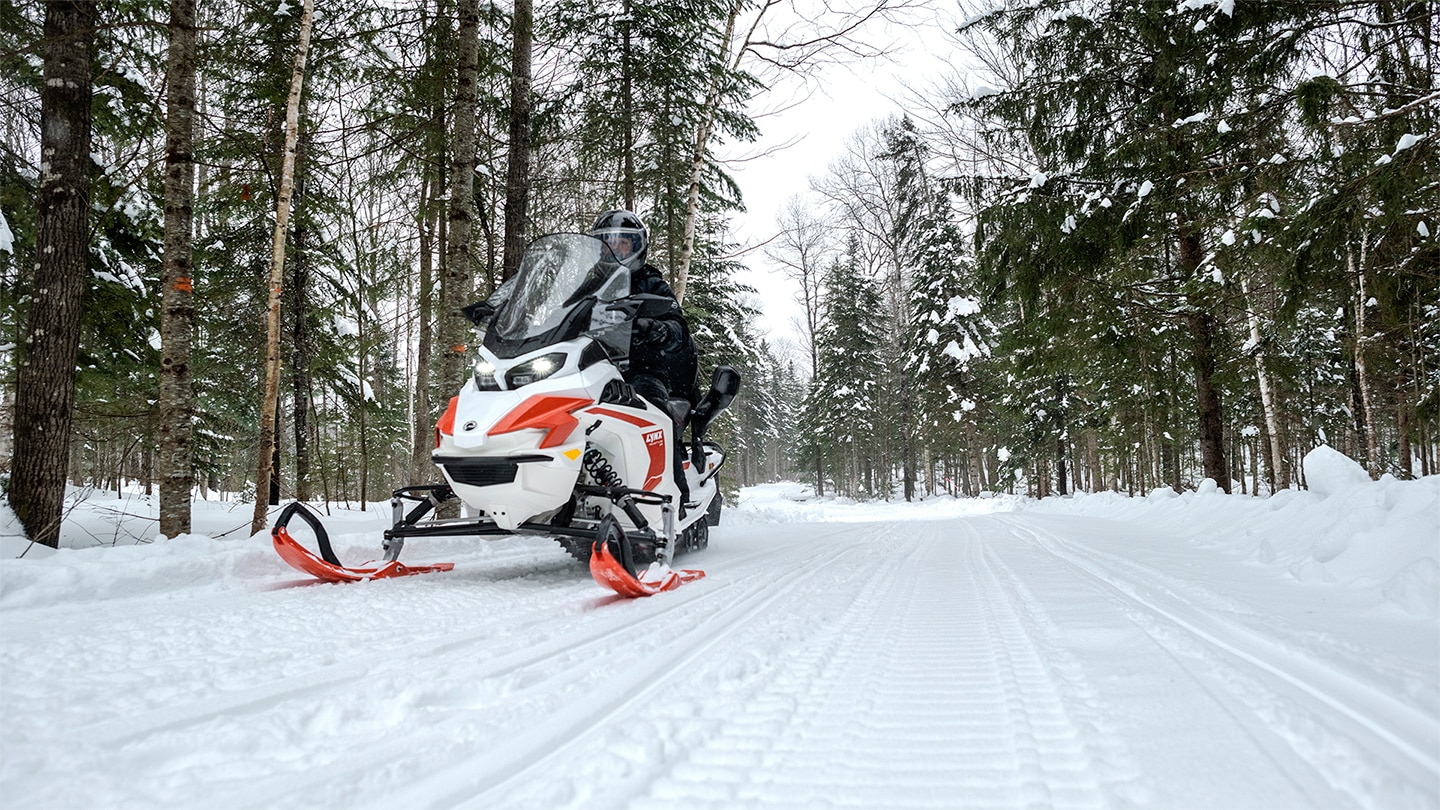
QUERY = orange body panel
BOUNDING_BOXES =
[489,395,593,449]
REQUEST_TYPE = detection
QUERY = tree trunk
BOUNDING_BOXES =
[1351,236,1382,479]
[158,0,197,538]
[621,0,634,210]
[289,142,311,502]
[1179,229,1229,492]
[814,451,825,498]
[440,0,480,393]
[675,1,741,302]
[251,0,314,535]
[501,0,532,281]
[269,423,282,505]
[1397,391,1412,479]
[412,176,436,483]
[1239,276,1287,490]
[1188,306,1229,492]
[9,0,95,548]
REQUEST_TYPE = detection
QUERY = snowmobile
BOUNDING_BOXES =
[271,233,740,597]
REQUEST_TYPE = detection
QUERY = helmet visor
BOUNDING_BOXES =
[591,227,646,268]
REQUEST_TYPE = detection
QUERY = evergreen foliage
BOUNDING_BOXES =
[2,0,1433,519]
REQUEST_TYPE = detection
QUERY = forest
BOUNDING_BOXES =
[1,0,1436,547]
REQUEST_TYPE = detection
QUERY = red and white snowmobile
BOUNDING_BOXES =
[272,233,740,597]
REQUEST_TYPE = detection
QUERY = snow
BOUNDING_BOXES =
[970,80,1000,101]
[946,295,981,319]
[2,453,1437,808]
[941,335,984,364]
[1178,0,1234,16]
[1395,133,1422,154]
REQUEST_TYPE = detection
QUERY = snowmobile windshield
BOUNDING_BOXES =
[483,233,634,360]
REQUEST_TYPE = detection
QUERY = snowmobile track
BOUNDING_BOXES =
[74,539,828,753]
[227,537,856,809]
[1005,517,1440,805]
[470,520,1143,809]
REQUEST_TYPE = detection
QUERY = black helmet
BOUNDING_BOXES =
[590,209,648,270]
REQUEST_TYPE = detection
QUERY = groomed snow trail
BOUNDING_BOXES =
[2,509,1435,809]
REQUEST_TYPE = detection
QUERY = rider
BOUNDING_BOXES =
[590,209,699,504]
[589,209,698,411]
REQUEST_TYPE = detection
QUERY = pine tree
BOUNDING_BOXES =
[803,239,886,497]
[958,0,1327,492]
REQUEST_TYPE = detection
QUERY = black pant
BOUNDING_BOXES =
[628,373,670,407]
[628,373,691,505]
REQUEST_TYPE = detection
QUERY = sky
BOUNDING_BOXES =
[717,8,961,350]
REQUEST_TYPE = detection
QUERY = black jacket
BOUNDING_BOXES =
[628,264,697,402]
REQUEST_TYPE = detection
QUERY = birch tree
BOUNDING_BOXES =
[439,0,480,393]
[251,0,314,535]
[766,196,829,377]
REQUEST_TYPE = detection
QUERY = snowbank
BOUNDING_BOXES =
[729,447,1438,618]
[3,446,1436,616]
[0,490,396,609]
[1017,446,1439,616]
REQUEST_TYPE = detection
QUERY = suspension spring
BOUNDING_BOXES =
[583,447,624,488]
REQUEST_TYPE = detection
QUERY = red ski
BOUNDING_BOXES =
[587,515,703,598]
[271,502,453,583]
[589,539,704,597]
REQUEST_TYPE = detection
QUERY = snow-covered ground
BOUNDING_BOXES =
[2,446,1436,808]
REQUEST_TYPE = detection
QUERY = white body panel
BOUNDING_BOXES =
[432,340,721,542]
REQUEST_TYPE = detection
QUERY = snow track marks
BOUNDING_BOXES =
[5,512,1434,809]
[476,521,1141,809]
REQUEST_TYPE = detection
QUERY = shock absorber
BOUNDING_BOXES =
[583,446,623,488]
[583,446,649,530]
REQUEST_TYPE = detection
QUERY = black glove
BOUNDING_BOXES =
[634,317,668,345]
[461,301,495,326]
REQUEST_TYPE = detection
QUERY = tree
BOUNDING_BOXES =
[766,196,829,377]
[8,0,95,548]
[252,0,314,535]
[801,238,885,497]
[158,0,197,537]
[886,117,990,498]
[955,1,1324,492]
[501,0,533,280]
[439,0,481,395]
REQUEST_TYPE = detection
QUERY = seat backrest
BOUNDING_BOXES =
[690,365,741,441]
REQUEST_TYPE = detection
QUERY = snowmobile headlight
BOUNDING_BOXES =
[506,353,566,388]
[474,361,501,391]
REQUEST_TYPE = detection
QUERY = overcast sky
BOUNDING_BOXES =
[717,9,959,352]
